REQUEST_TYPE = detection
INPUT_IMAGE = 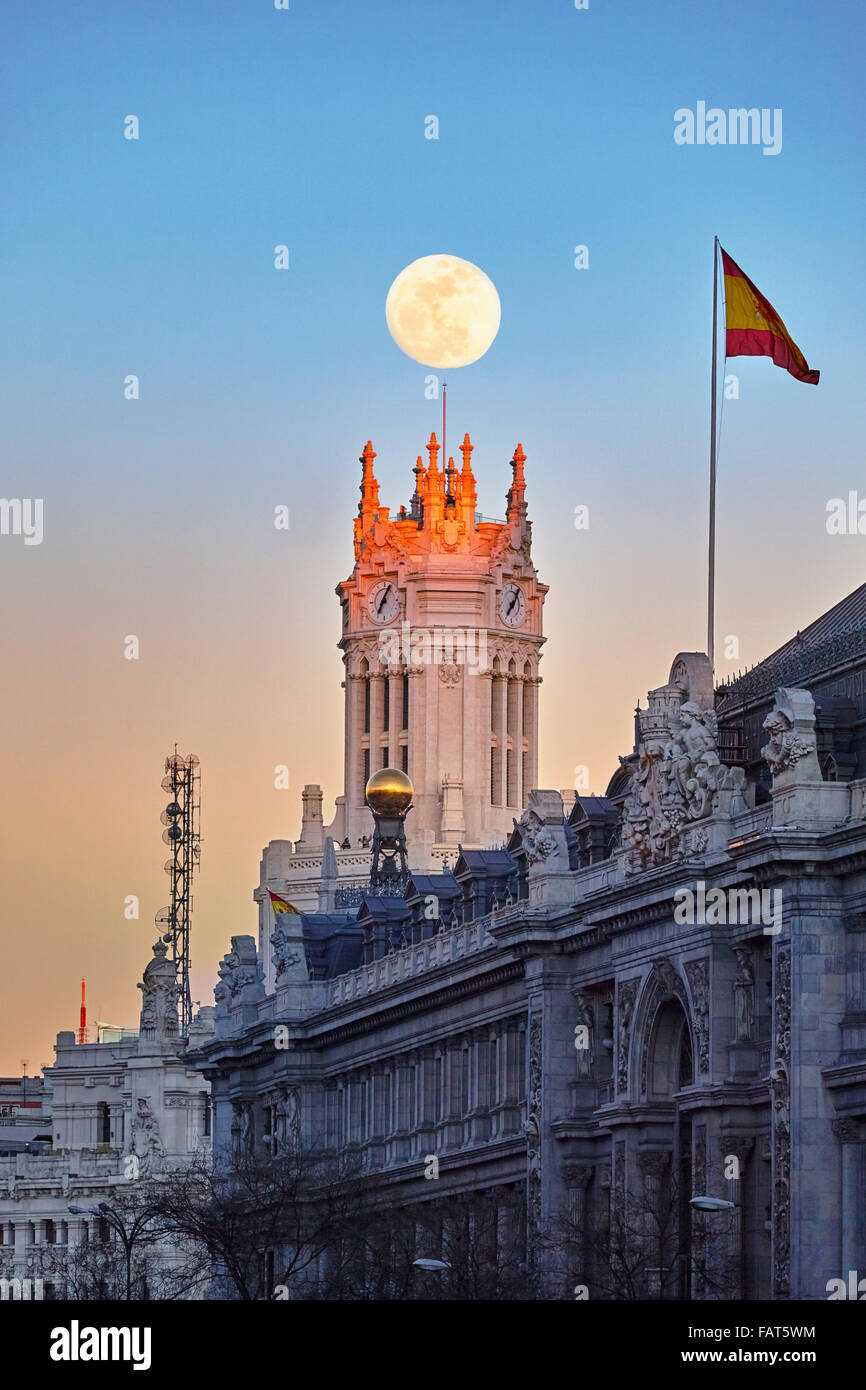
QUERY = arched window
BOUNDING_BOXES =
[648,998,693,1098]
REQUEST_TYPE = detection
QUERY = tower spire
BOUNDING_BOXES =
[359,440,380,514]
[507,442,527,521]
[459,432,476,527]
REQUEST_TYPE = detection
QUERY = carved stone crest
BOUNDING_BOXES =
[762,687,821,780]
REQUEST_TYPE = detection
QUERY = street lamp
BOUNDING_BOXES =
[690,1196,736,1213]
[690,1195,744,1298]
[68,1202,159,1300]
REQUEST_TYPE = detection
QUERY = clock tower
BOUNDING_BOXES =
[328,431,547,868]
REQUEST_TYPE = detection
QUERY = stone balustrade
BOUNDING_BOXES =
[328,916,497,1005]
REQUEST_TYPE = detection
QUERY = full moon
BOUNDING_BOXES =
[385,254,501,368]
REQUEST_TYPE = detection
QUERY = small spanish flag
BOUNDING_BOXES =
[721,248,819,384]
[269,890,300,917]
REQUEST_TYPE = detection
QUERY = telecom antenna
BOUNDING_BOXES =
[155,750,201,1035]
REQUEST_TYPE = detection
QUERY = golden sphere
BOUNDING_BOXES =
[365,767,413,818]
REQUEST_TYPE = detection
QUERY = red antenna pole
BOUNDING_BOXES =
[442,380,447,477]
[77,978,87,1044]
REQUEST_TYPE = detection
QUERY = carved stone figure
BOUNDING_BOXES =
[126,1098,163,1177]
[275,1087,301,1153]
[230,1102,243,1162]
[621,658,745,875]
[734,948,755,1042]
[214,936,265,1011]
[270,921,303,982]
[518,791,568,870]
[240,1104,253,1155]
[573,992,593,1079]
[761,688,821,779]
[137,939,180,1039]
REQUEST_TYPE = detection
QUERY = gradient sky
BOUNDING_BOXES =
[1,0,864,1074]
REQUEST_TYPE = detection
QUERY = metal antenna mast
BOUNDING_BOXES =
[155,751,201,1034]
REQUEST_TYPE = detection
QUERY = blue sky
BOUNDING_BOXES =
[1,0,864,1066]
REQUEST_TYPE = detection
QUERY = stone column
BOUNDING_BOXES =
[562,1163,594,1290]
[368,674,384,775]
[833,1118,863,1281]
[522,677,539,794]
[720,1136,754,1298]
[496,674,508,807]
[346,674,366,811]
[514,673,525,809]
[637,1150,671,1298]
[388,672,402,767]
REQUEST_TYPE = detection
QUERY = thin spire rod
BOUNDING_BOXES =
[442,380,447,480]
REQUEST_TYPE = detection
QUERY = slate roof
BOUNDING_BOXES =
[300,913,363,980]
[716,581,866,708]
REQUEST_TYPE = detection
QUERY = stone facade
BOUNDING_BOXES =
[0,942,213,1298]
[196,538,866,1296]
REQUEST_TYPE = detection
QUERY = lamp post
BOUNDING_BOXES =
[68,1202,159,1300]
[690,1196,743,1299]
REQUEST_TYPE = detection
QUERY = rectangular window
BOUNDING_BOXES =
[401,744,408,773]
[461,1050,470,1115]
[384,1072,392,1134]
[203,1094,211,1137]
[364,678,370,733]
[383,677,390,733]
[506,749,515,806]
[363,747,370,789]
[402,676,409,732]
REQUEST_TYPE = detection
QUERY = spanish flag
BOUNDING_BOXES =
[721,248,819,384]
[269,890,300,917]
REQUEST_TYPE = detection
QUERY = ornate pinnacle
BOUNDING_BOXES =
[426,431,440,473]
[359,439,379,513]
[460,432,474,476]
[512,442,526,486]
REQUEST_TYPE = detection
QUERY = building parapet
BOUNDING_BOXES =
[328,915,497,1005]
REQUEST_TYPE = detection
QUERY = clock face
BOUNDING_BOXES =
[499,583,526,627]
[368,580,400,624]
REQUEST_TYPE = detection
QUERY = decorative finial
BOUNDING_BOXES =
[359,440,379,512]
[460,432,474,473]
[512,443,526,485]
[426,431,440,473]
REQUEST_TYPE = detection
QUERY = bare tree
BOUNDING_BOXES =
[545,1175,739,1301]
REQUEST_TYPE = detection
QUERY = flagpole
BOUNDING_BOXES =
[442,379,447,471]
[707,235,719,670]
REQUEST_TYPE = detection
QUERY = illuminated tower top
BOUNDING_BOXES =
[332,432,548,867]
